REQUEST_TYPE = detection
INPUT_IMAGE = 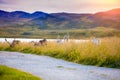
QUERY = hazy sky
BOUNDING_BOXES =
[0,0,120,13]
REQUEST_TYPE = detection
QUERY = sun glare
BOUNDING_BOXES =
[100,0,119,4]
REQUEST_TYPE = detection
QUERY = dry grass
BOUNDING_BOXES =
[0,37,120,68]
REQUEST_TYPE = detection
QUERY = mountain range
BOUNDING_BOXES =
[0,8,120,29]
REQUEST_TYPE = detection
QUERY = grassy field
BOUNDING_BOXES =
[0,27,120,39]
[0,65,41,80]
[0,37,120,68]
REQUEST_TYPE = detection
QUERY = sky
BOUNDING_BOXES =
[0,0,120,13]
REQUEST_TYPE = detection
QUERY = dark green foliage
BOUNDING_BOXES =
[22,32,32,35]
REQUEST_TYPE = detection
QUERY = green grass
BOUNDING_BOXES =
[0,27,120,39]
[0,37,120,68]
[0,65,41,80]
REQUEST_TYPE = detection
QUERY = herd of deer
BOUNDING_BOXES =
[4,34,69,47]
[4,36,100,48]
[5,38,47,48]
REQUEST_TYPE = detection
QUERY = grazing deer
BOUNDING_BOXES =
[56,33,69,43]
[93,37,100,45]
[5,38,20,47]
[39,38,47,45]
[63,34,69,42]
[56,35,63,43]
[32,38,47,46]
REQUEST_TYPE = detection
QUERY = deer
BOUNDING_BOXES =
[39,38,47,45]
[56,33,69,44]
[32,38,47,46]
[92,37,100,45]
[5,38,20,47]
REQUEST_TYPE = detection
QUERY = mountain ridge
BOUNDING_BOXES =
[0,8,120,29]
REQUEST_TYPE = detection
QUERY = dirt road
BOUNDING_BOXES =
[0,51,120,80]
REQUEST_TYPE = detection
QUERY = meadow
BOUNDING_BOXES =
[0,37,120,68]
[0,27,120,39]
[0,65,41,80]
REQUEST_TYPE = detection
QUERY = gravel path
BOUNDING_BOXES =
[0,51,120,80]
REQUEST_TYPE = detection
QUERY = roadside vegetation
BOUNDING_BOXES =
[0,65,41,80]
[0,37,120,68]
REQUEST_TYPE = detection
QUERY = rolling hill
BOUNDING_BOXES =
[0,8,120,29]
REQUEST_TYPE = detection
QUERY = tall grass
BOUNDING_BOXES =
[0,37,120,68]
[0,65,41,80]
